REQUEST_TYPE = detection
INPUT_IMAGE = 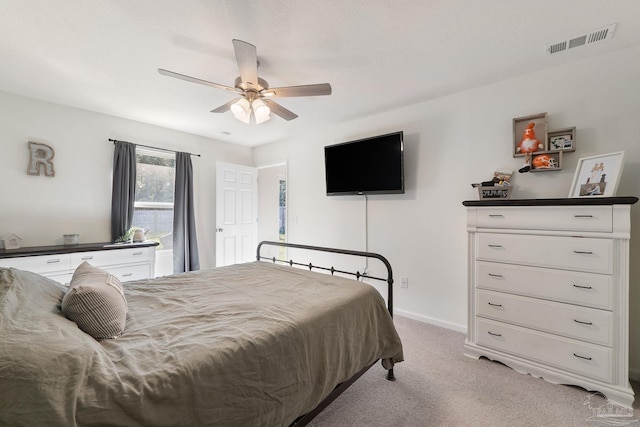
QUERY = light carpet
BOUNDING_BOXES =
[308,315,640,427]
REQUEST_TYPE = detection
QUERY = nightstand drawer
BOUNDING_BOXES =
[477,290,612,346]
[477,318,612,383]
[476,262,613,310]
[475,206,612,232]
[477,233,612,273]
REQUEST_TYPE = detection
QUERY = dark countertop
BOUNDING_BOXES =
[462,196,638,207]
[0,241,159,259]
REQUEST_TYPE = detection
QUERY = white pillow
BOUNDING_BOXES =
[61,262,127,340]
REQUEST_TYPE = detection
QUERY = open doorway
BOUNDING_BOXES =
[257,161,287,260]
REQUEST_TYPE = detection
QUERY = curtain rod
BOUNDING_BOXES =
[108,139,201,157]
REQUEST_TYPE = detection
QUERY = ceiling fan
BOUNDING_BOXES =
[158,39,332,124]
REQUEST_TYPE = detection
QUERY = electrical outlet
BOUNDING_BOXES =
[400,277,408,289]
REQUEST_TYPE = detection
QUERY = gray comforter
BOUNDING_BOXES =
[0,262,403,426]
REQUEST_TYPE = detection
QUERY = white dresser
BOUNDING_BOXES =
[0,242,158,285]
[464,197,638,408]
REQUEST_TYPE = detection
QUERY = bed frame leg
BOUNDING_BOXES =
[386,368,395,381]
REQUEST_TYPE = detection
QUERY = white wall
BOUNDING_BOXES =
[253,46,640,374]
[0,91,253,270]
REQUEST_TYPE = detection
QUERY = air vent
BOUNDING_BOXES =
[546,24,616,55]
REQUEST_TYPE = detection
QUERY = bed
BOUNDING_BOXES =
[0,241,403,426]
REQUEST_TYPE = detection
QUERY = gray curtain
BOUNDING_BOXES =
[173,152,200,273]
[111,141,136,242]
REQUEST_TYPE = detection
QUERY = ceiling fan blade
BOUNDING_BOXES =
[210,99,240,113]
[263,83,332,98]
[158,68,239,93]
[232,39,259,87]
[264,99,298,121]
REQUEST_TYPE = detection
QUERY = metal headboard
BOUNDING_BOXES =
[256,241,394,317]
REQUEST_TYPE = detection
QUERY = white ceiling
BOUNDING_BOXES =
[1,0,640,147]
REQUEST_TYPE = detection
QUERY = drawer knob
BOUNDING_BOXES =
[573,353,592,361]
[488,331,502,337]
[47,259,60,264]
[573,250,593,255]
[133,252,143,256]
[574,319,593,325]
[82,256,94,260]
[488,273,504,278]
[488,302,503,307]
[574,215,594,218]
[488,244,504,249]
[122,273,133,277]
[573,284,593,290]
[488,214,504,218]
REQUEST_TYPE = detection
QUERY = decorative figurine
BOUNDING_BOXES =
[1,233,22,250]
[532,154,558,169]
[516,123,544,173]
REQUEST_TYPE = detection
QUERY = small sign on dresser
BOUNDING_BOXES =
[478,186,513,200]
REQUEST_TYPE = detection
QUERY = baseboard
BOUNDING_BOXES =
[394,308,467,334]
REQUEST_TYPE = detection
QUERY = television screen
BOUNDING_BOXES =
[324,131,404,196]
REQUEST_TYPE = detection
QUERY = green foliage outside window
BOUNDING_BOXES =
[135,154,175,203]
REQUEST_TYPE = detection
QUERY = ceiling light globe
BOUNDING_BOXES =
[252,99,271,124]
[231,99,251,123]
[231,98,250,115]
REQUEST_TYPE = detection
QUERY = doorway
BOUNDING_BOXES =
[257,161,287,260]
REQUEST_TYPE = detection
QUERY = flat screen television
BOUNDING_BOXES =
[324,131,404,196]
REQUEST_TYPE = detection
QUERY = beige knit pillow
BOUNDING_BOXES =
[61,262,127,340]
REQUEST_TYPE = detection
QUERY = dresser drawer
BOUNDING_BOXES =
[0,254,72,274]
[477,318,612,382]
[477,290,612,346]
[477,233,613,274]
[47,272,74,286]
[51,265,150,284]
[105,264,151,282]
[476,262,613,310]
[71,248,151,268]
[475,206,612,232]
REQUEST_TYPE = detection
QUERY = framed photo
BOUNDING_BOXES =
[568,151,625,198]
[548,127,576,152]
[513,113,548,157]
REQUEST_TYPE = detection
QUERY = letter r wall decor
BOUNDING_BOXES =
[27,141,55,177]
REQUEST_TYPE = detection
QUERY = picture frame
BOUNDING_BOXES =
[548,127,576,152]
[513,112,547,157]
[568,151,625,198]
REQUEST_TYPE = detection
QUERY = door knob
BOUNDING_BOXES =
[216,228,224,232]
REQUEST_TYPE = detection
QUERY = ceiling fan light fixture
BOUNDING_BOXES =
[231,98,251,123]
[159,40,331,123]
[252,99,271,124]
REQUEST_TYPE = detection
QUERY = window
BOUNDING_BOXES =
[132,148,175,275]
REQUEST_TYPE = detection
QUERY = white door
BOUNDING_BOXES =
[215,161,258,266]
